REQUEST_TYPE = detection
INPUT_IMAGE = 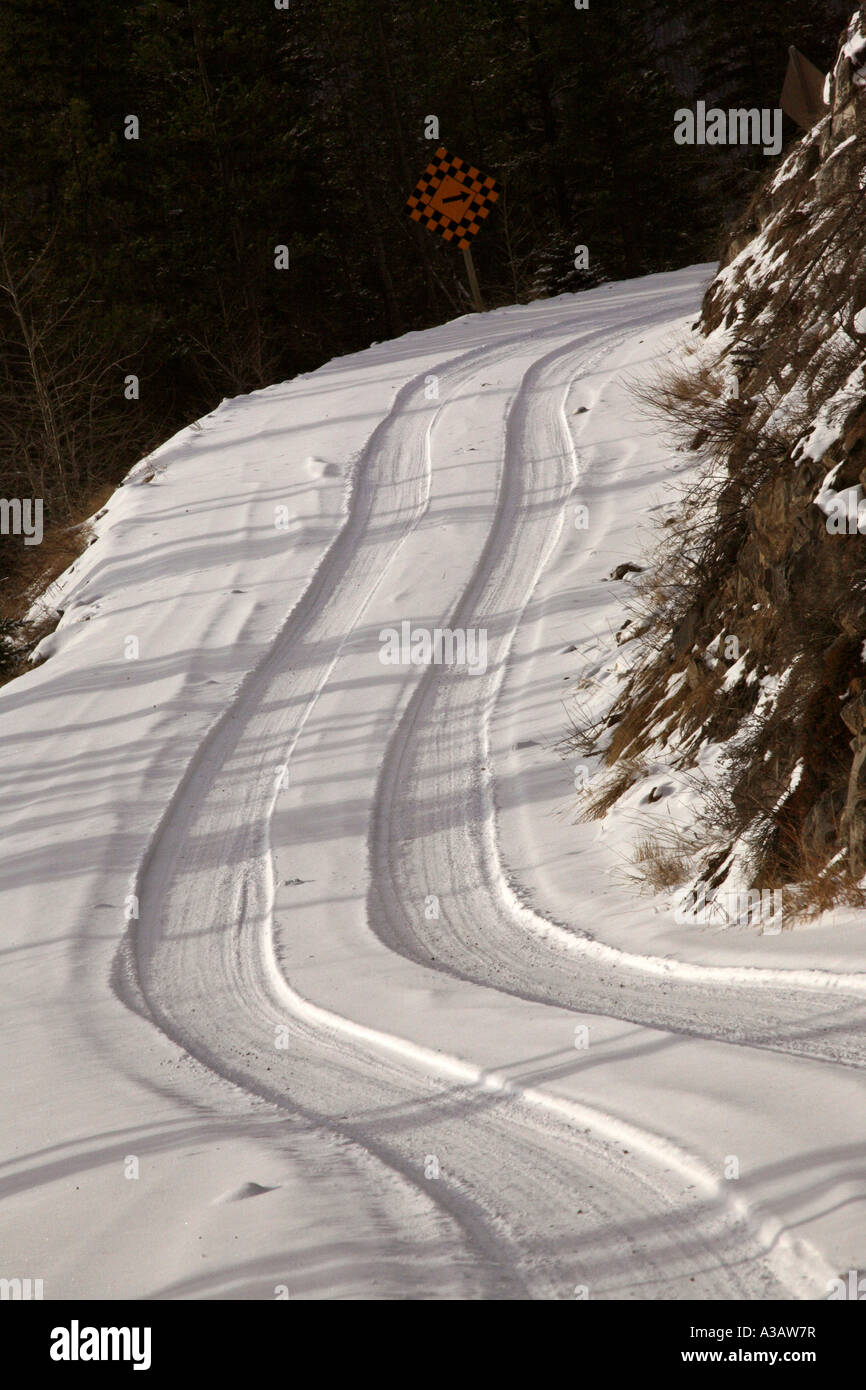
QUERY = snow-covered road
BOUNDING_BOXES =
[3,266,865,1299]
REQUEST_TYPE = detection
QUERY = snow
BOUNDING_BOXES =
[842,30,866,69]
[798,361,865,464]
[721,652,748,690]
[2,264,866,1300]
[840,13,866,85]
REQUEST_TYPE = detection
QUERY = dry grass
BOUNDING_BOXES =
[575,758,647,822]
[784,847,866,922]
[0,479,114,687]
[631,832,694,892]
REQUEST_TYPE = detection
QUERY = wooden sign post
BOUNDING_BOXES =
[462,245,485,313]
[406,146,501,313]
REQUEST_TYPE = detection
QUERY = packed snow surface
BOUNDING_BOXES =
[2,266,866,1299]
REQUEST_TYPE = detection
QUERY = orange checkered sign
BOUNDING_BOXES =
[406,147,501,249]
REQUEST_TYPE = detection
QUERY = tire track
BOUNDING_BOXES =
[122,306,792,1298]
[367,312,866,1073]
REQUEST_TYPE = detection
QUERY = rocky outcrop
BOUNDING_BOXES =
[607,12,866,903]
